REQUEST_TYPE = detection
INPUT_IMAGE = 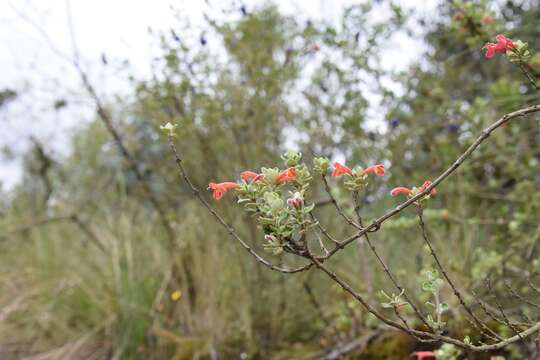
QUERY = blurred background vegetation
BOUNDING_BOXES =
[1,0,540,358]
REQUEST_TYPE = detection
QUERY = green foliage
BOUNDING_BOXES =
[422,270,449,331]
[435,343,462,360]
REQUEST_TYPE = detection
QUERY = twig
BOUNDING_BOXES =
[486,280,528,351]
[504,282,540,310]
[309,213,343,245]
[321,174,362,230]
[300,329,382,360]
[417,207,502,340]
[2,214,106,253]
[70,214,107,253]
[518,61,540,91]
[312,228,329,256]
[308,251,540,351]
[350,192,374,303]
[303,281,330,327]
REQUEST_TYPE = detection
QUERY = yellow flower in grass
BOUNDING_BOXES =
[171,290,182,301]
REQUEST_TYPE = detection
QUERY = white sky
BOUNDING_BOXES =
[0,0,438,190]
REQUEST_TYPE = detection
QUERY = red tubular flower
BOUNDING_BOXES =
[362,164,385,176]
[484,34,514,58]
[452,13,463,22]
[419,180,437,196]
[240,171,264,182]
[331,162,353,177]
[390,187,412,197]
[484,43,497,58]
[277,167,297,184]
[411,351,436,360]
[482,15,493,25]
[391,180,437,198]
[208,182,240,200]
[496,34,514,49]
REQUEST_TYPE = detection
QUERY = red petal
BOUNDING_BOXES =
[390,187,411,196]
[332,162,353,177]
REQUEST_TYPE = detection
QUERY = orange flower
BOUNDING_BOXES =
[277,167,297,184]
[419,180,437,196]
[452,13,464,22]
[331,162,352,177]
[390,187,412,197]
[362,164,385,176]
[240,171,264,182]
[411,351,436,360]
[390,180,436,198]
[208,182,240,200]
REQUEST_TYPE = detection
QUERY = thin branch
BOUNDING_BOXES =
[527,278,540,299]
[70,214,107,253]
[2,215,73,238]
[351,192,374,303]
[351,191,433,330]
[486,280,528,350]
[321,174,362,230]
[504,282,540,310]
[417,207,502,340]
[2,214,106,253]
[51,1,179,248]
[309,213,342,245]
[312,227,329,256]
[303,281,330,327]
[518,61,540,91]
[308,251,540,351]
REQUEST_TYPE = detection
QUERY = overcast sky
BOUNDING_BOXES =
[0,0,438,190]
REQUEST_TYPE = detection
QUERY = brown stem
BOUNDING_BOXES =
[321,174,362,230]
[417,207,502,340]
[351,191,433,330]
[518,61,540,91]
[308,251,540,351]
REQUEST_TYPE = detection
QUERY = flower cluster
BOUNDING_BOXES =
[208,152,314,255]
[206,151,439,255]
[329,161,385,191]
[331,162,385,178]
[483,34,531,63]
[484,34,514,58]
[208,167,299,201]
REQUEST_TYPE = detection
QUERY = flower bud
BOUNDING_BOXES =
[264,234,277,242]
[287,192,304,208]
[160,122,178,136]
[313,157,330,174]
[281,150,302,167]
[261,167,280,184]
